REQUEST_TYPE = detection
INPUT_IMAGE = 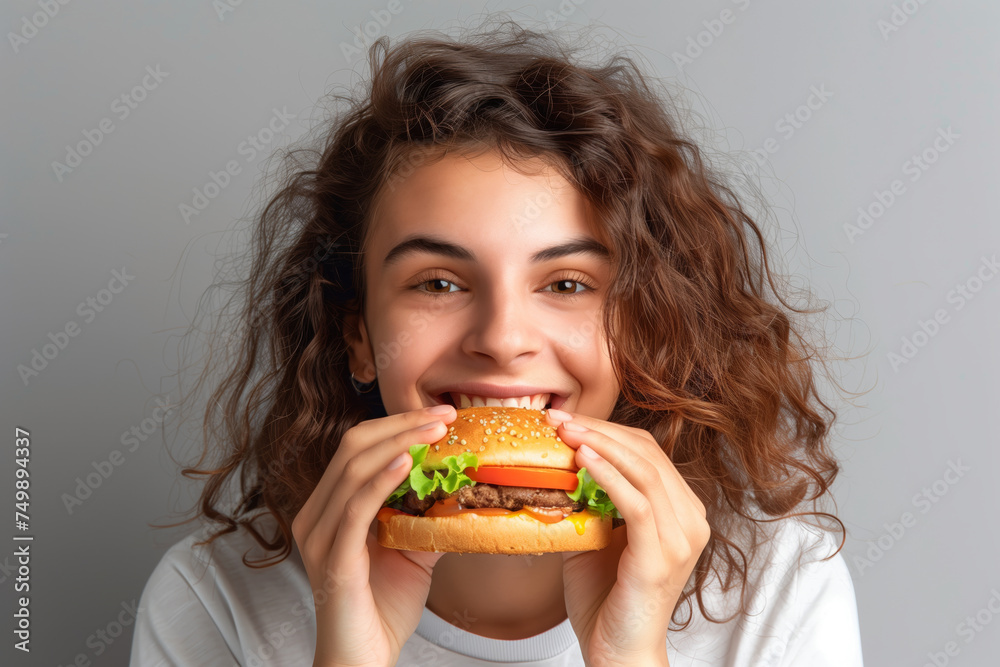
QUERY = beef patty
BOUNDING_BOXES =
[392,473,625,529]
[395,482,584,516]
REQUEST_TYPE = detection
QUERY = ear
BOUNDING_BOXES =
[343,311,376,382]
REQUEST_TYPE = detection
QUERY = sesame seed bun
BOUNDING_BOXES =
[423,406,577,470]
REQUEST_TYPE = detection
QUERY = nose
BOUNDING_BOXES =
[460,286,543,366]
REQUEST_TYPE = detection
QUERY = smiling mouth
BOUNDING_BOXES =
[436,393,558,411]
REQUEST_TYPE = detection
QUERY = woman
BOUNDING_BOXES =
[131,19,863,666]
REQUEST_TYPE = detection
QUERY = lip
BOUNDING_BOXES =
[429,382,568,410]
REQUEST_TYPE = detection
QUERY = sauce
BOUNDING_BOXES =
[378,497,584,529]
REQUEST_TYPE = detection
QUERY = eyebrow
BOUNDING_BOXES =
[381,234,611,268]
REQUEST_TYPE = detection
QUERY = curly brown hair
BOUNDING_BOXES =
[159,18,849,630]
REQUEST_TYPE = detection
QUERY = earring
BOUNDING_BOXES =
[350,371,377,394]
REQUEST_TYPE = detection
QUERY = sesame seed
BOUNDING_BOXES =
[485,429,492,435]
[460,439,467,445]
[479,445,485,451]
[434,445,440,451]
[499,436,505,442]
[483,437,488,443]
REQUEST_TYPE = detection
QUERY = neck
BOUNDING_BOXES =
[425,551,568,640]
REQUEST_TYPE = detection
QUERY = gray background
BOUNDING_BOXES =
[3,1,998,665]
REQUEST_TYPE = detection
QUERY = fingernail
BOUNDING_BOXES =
[388,452,409,470]
[427,404,453,415]
[579,444,598,459]
[562,421,587,432]
[418,420,442,431]
[546,408,573,422]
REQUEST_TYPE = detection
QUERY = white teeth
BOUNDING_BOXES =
[453,393,552,411]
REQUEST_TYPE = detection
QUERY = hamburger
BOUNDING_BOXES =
[376,406,621,554]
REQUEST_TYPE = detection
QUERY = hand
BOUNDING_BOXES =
[291,404,456,667]
[545,409,711,667]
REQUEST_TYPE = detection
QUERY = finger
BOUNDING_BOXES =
[543,408,574,428]
[319,404,456,499]
[656,454,708,519]
[568,430,667,559]
[563,424,701,560]
[550,411,657,450]
[327,431,436,569]
[557,412,707,520]
[309,447,415,594]
[293,405,454,539]
[563,421,708,549]
[310,419,449,557]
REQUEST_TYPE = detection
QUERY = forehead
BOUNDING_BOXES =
[365,150,607,266]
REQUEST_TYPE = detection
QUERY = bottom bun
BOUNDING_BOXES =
[376,510,612,554]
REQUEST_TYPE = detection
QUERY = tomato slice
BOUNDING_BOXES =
[464,466,579,491]
[376,507,407,523]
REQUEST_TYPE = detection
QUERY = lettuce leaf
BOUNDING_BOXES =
[384,444,480,504]
[384,448,622,523]
[566,468,623,520]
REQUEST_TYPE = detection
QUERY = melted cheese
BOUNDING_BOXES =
[380,501,587,533]
[566,511,588,535]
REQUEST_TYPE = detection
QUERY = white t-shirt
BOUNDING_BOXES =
[129,512,864,666]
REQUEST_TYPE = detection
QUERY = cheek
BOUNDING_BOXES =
[371,311,448,380]
[554,314,605,361]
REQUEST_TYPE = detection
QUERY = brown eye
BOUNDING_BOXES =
[420,278,458,294]
[548,279,587,295]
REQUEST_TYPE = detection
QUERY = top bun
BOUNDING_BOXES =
[422,407,576,471]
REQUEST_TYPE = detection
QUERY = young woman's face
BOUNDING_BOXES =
[347,149,620,419]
